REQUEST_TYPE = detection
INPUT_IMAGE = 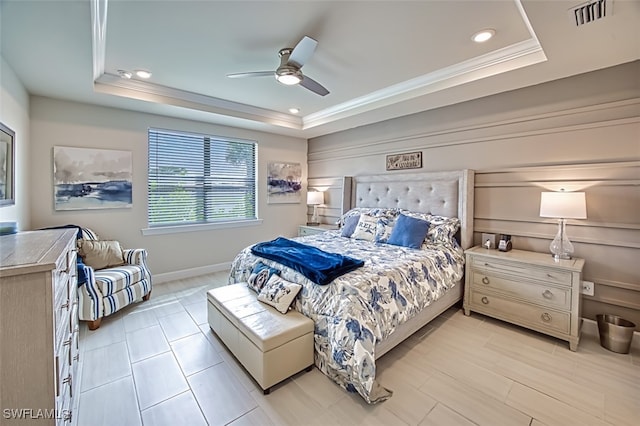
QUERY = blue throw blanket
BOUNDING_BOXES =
[251,237,364,285]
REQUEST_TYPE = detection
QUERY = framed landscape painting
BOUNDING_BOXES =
[53,146,133,210]
[267,162,302,204]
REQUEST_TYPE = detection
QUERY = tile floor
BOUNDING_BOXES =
[75,272,640,426]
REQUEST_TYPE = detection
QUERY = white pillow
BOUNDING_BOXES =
[257,275,302,314]
[350,213,378,241]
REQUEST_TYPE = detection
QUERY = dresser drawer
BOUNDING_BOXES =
[472,258,572,286]
[471,291,570,334]
[471,272,572,310]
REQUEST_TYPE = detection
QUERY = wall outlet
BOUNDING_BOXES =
[581,280,595,296]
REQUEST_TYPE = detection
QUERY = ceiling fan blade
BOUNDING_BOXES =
[300,75,329,96]
[227,71,274,79]
[288,36,318,68]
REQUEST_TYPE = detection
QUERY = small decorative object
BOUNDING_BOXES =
[539,190,587,260]
[0,122,15,206]
[306,191,324,226]
[386,151,422,171]
[267,162,302,204]
[481,233,496,249]
[53,146,132,210]
[498,234,512,252]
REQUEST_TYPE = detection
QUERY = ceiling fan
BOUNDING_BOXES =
[227,36,329,97]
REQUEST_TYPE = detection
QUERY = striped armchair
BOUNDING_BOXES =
[76,228,152,330]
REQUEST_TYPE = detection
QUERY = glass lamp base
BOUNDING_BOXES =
[550,219,574,260]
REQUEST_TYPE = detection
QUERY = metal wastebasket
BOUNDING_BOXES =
[596,314,636,354]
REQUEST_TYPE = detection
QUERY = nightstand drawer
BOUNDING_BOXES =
[471,292,570,334]
[472,258,572,286]
[471,272,572,310]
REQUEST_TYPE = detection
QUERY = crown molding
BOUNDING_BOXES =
[90,0,547,136]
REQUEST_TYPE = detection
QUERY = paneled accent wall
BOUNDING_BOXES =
[307,61,640,330]
[475,162,640,329]
[307,176,346,226]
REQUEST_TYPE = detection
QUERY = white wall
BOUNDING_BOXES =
[29,97,308,278]
[0,55,30,229]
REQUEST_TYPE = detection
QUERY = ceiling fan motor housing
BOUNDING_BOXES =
[276,48,303,85]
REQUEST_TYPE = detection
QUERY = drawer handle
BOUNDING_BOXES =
[481,296,489,305]
[63,338,72,347]
[61,300,70,310]
[541,313,552,322]
[63,410,72,422]
[484,262,491,267]
[73,354,80,362]
[481,276,490,285]
[542,290,554,299]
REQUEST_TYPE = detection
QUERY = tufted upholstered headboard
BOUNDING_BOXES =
[342,170,474,249]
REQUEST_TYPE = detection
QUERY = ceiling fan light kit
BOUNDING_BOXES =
[227,36,329,96]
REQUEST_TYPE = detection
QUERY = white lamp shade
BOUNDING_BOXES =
[307,191,324,205]
[539,192,587,219]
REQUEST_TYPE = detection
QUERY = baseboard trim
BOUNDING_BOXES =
[153,262,232,284]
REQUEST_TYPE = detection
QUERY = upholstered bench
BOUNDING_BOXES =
[207,284,314,394]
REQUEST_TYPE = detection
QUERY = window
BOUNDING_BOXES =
[148,129,257,228]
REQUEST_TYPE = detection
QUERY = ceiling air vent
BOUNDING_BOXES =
[569,0,612,26]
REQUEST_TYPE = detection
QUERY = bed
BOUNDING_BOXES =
[228,169,474,403]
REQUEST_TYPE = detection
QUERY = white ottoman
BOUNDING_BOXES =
[207,284,314,393]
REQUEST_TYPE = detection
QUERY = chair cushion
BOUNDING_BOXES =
[78,240,125,270]
[94,264,147,296]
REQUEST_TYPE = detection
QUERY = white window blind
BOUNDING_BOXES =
[148,129,257,227]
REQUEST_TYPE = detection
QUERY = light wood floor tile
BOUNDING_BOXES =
[171,332,223,376]
[126,323,170,363]
[382,381,437,426]
[122,308,159,333]
[227,407,276,426]
[419,372,531,426]
[157,310,201,341]
[132,351,189,410]
[489,351,606,419]
[148,299,186,318]
[183,300,208,325]
[506,382,610,426]
[80,340,131,391]
[140,390,207,426]
[76,273,640,426]
[291,367,346,409]
[604,392,640,426]
[81,315,125,351]
[322,392,409,426]
[189,363,257,426]
[423,346,514,402]
[419,403,476,426]
[77,376,141,426]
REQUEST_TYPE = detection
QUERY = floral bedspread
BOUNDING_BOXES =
[228,230,465,403]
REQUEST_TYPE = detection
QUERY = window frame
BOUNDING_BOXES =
[144,128,261,235]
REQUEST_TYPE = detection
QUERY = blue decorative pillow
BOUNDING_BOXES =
[387,214,430,249]
[341,214,360,237]
[247,261,280,293]
[257,274,302,314]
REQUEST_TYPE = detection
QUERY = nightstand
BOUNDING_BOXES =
[463,246,585,351]
[298,224,338,237]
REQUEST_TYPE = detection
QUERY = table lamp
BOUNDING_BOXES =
[539,190,586,260]
[306,191,324,226]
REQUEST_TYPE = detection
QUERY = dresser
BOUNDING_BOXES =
[298,224,338,237]
[463,246,585,351]
[0,229,79,425]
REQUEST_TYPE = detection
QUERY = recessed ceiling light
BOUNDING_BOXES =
[117,69,132,79]
[135,70,152,79]
[472,29,495,43]
[289,108,300,114]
